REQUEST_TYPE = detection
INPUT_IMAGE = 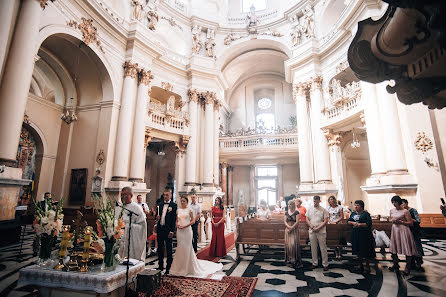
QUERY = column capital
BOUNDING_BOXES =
[220,162,228,169]
[323,128,341,148]
[39,0,54,9]
[188,89,200,103]
[293,82,310,102]
[175,135,190,156]
[204,91,216,105]
[144,127,153,148]
[309,75,323,91]
[123,61,140,79]
[138,69,153,86]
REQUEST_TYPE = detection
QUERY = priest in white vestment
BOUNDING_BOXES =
[117,187,147,261]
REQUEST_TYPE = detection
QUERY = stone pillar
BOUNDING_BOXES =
[249,165,255,207]
[0,0,46,166]
[202,92,215,186]
[185,90,199,185]
[309,76,332,183]
[362,81,387,175]
[324,129,343,187]
[213,100,221,186]
[0,0,48,221]
[227,166,233,206]
[278,164,283,200]
[112,61,139,180]
[376,83,408,174]
[0,0,20,82]
[129,69,152,181]
[220,162,228,205]
[174,136,189,193]
[293,83,314,185]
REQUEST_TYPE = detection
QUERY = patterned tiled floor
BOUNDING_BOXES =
[1,225,446,296]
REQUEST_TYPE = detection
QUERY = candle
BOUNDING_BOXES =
[59,225,70,257]
[82,226,92,260]
[157,205,160,217]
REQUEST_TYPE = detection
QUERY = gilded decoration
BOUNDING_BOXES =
[123,61,139,79]
[188,89,199,103]
[144,128,153,148]
[204,91,216,105]
[293,82,309,102]
[323,129,341,151]
[161,82,173,92]
[139,70,153,86]
[175,136,190,156]
[310,76,323,91]
[67,18,104,53]
[414,132,433,153]
[96,150,105,166]
[39,0,54,9]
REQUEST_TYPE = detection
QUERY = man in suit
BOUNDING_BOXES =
[156,188,177,274]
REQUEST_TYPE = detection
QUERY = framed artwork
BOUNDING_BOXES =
[69,168,88,205]
[198,197,203,203]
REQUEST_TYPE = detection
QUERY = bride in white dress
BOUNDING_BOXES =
[170,196,223,277]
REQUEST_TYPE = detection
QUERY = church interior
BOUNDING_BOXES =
[0,0,446,296]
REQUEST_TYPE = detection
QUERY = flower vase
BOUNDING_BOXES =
[101,238,118,272]
[38,234,55,267]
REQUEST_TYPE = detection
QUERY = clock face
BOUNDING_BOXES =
[95,179,101,186]
[258,98,272,110]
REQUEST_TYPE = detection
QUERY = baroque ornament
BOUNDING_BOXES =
[414,132,433,153]
[162,82,173,91]
[139,70,154,86]
[39,0,54,9]
[123,61,139,79]
[67,18,105,53]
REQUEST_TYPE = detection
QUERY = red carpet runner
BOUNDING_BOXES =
[196,232,235,262]
[151,275,257,297]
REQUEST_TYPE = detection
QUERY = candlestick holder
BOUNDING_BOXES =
[65,250,79,271]
[54,225,70,270]
[78,226,92,272]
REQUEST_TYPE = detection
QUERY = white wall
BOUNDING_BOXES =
[282,164,299,196]
[232,165,250,207]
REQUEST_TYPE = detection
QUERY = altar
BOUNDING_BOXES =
[18,261,145,297]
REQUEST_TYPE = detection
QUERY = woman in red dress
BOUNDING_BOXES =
[209,197,226,257]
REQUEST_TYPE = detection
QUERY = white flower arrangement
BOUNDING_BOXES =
[33,197,64,237]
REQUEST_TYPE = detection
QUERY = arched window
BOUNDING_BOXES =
[242,0,266,12]
[256,166,277,206]
[256,97,275,131]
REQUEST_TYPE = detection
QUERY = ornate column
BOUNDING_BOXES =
[278,164,283,200]
[185,89,199,185]
[249,165,255,207]
[309,76,332,183]
[0,0,20,81]
[376,83,408,174]
[112,61,139,180]
[0,0,47,166]
[213,100,221,186]
[324,129,343,187]
[293,83,314,186]
[202,91,215,186]
[220,162,228,205]
[227,166,234,206]
[129,69,152,181]
[361,81,387,175]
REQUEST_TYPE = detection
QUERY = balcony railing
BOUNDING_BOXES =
[323,80,362,123]
[220,132,298,153]
[147,100,190,133]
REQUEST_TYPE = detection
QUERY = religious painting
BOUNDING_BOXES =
[69,168,88,205]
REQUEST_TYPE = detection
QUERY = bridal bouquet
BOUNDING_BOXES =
[92,194,124,271]
[32,197,64,263]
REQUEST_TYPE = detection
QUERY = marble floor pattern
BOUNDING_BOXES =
[1,226,445,297]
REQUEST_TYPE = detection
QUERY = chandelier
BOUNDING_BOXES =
[351,128,360,149]
[61,97,78,124]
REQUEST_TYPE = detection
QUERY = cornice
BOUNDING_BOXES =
[27,93,64,112]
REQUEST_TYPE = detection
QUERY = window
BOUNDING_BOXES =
[258,98,271,110]
[256,166,277,206]
[256,113,275,131]
[242,0,266,13]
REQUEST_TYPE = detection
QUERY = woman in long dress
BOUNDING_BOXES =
[401,199,424,271]
[284,200,302,268]
[389,196,418,276]
[209,197,226,257]
[347,200,375,273]
[170,196,223,277]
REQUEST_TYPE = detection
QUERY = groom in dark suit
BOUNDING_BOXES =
[156,188,177,274]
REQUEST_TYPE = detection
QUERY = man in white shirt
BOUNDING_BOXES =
[137,194,150,217]
[189,194,201,252]
[306,195,329,271]
[117,187,147,261]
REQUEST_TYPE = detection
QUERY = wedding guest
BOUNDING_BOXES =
[147,223,157,254]
[257,199,270,220]
[190,193,201,253]
[209,197,226,257]
[295,198,307,223]
[327,196,344,259]
[401,199,424,271]
[137,194,150,216]
[348,200,375,273]
[389,196,418,276]
[279,196,286,211]
[117,187,147,261]
[284,200,302,268]
[306,196,329,270]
